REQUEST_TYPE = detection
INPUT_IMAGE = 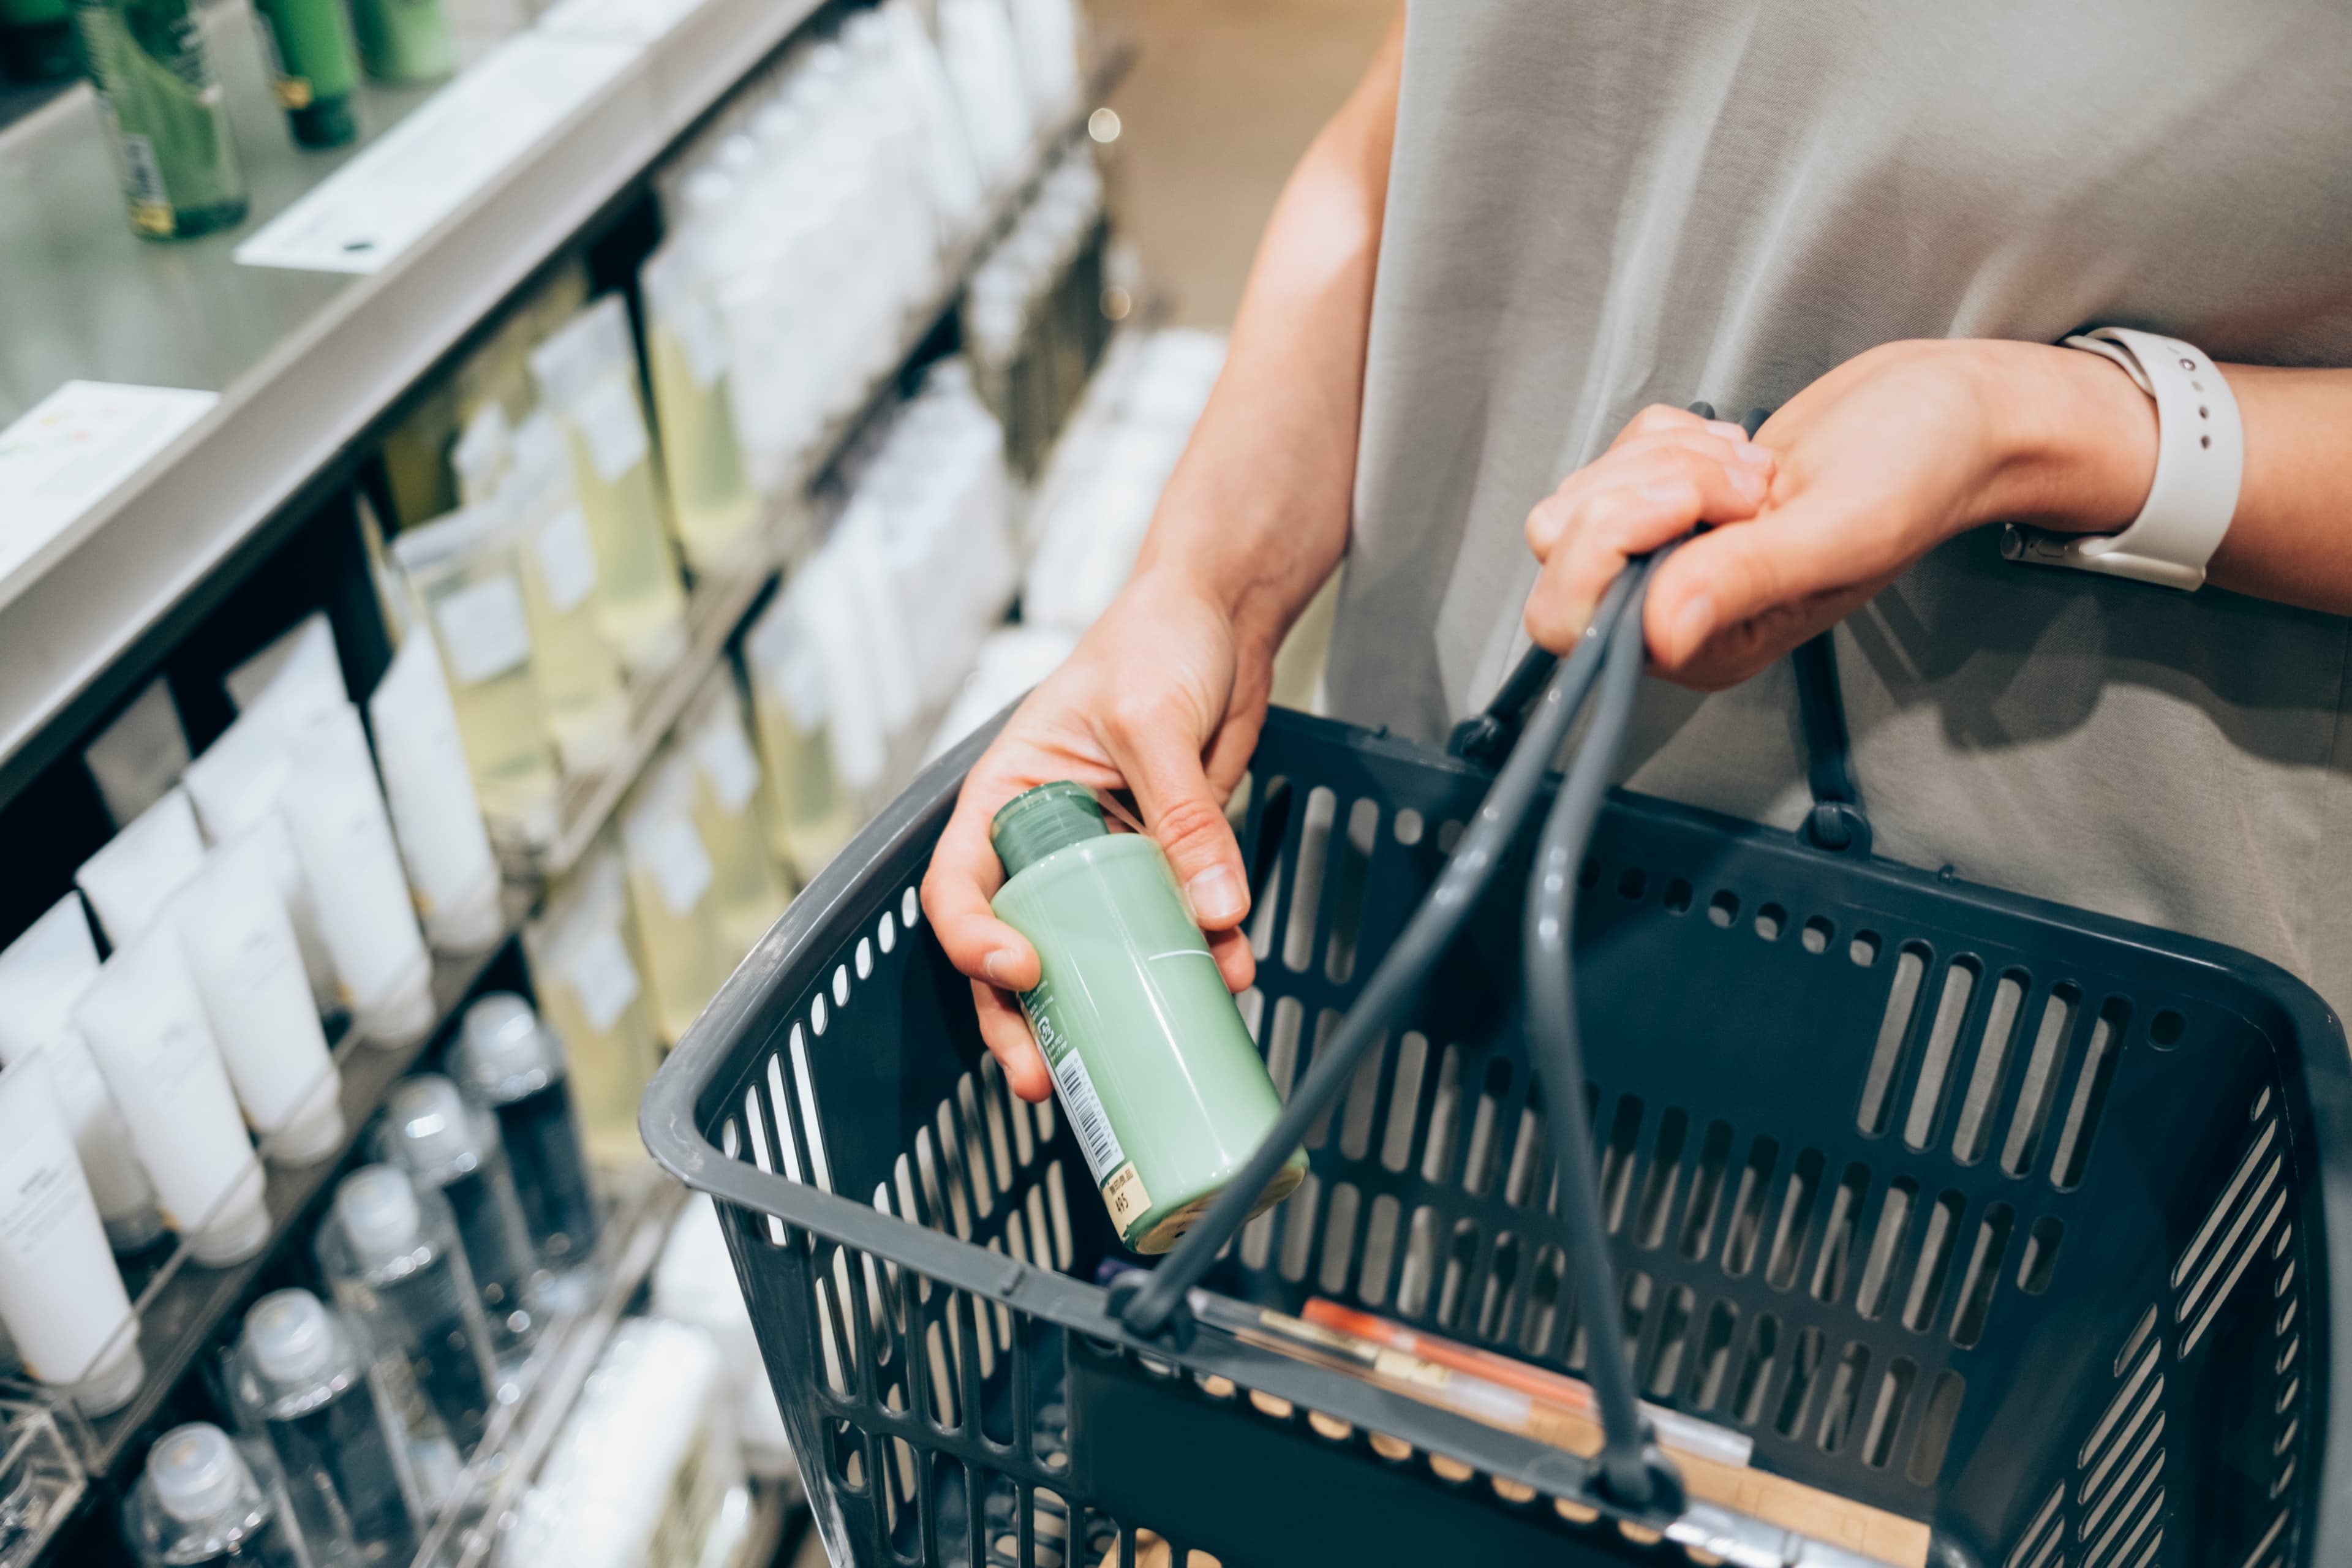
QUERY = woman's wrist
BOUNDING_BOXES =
[1964,337,2162,536]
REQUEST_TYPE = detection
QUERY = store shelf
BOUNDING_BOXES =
[410,1168,687,1568]
[525,45,1134,883]
[0,0,833,804]
[72,905,527,1479]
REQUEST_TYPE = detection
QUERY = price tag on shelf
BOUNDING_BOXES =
[233,34,638,275]
[0,382,220,589]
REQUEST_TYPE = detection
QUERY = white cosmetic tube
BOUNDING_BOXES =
[0,1052,145,1415]
[183,709,343,1016]
[72,926,270,1268]
[367,635,505,956]
[172,834,346,1166]
[74,786,205,949]
[277,702,436,1046]
[0,896,166,1253]
[227,613,342,719]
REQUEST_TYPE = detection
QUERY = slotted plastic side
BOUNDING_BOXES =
[647,706,2350,1568]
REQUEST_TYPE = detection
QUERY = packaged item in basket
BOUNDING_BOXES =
[989,782,1306,1253]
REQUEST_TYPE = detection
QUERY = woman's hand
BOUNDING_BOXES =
[920,571,1269,1101]
[1523,339,2161,685]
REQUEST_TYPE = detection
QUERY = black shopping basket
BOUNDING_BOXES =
[644,551,2352,1568]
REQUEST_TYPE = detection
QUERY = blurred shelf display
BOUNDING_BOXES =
[0,1389,85,1568]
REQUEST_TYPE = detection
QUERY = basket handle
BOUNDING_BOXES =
[1112,557,1689,1515]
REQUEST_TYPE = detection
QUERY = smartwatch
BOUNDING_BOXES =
[2000,327,2244,590]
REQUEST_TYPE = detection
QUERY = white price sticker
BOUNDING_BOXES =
[690,720,760,812]
[533,505,598,611]
[639,816,712,914]
[675,296,729,389]
[565,926,641,1031]
[433,575,533,685]
[572,378,649,484]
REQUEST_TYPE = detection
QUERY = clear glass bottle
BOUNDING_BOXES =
[315,1166,500,1458]
[378,1076,545,1363]
[529,300,688,680]
[527,846,664,1167]
[121,1423,304,1568]
[619,753,729,1046]
[391,501,561,850]
[230,1291,421,1568]
[452,994,601,1272]
[70,0,247,240]
[506,415,629,775]
[742,582,856,881]
[639,243,761,575]
[683,680,788,963]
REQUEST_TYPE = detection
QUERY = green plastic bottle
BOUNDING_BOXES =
[347,0,451,86]
[251,0,358,148]
[990,782,1306,1254]
[70,0,246,239]
[0,0,81,82]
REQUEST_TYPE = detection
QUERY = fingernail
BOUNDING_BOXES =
[1670,595,1715,656]
[983,951,1017,989]
[1186,865,1243,923]
[1733,440,1773,467]
[1705,420,1746,442]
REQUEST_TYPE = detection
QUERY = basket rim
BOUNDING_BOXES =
[641,702,2352,1565]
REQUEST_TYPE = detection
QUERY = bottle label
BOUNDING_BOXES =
[433,573,532,685]
[0,1144,80,1270]
[1102,1162,1152,1232]
[1024,988,1126,1186]
[640,817,712,915]
[690,719,760,812]
[565,926,640,1030]
[533,505,598,611]
[118,132,174,235]
[572,378,649,484]
[673,296,728,389]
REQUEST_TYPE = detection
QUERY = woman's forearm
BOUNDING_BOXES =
[1984,343,2352,611]
[1129,9,1403,662]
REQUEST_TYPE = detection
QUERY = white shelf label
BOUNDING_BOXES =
[434,574,533,685]
[533,504,598,611]
[639,816,712,914]
[0,382,221,589]
[233,34,638,275]
[537,0,710,45]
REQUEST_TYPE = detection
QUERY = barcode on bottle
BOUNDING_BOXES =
[1049,1047,1124,1185]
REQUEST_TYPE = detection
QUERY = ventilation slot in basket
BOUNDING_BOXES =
[2173,1109,2286,1357]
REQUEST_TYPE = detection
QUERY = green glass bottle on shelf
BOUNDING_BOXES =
[348,0,452,86]
[251,0,360,148]
[0,0,82,82]
[70,0,247,239]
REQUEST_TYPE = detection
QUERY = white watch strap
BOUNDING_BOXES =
[2000,327,2244,590]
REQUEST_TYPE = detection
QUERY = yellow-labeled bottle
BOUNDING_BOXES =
[530,298,687,679]
[682,678,790,962]
[508,414,629,775]
[527,844,664,1167]
[743,579,857,881]
[619,752,730,1046]
[391,501,558,849]
[641,242,761,575]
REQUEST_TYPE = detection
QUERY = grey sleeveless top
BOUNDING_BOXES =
[1324,0,2352,1008]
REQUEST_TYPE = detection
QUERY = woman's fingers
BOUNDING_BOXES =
[1642,492,1909,671]
[1207,923,1256,993]
[1101,696,1253,930]
[972,978,1052,1102]
[1522,445,1774,649]
[920,783,1042,993]
[1526,429,1771,557]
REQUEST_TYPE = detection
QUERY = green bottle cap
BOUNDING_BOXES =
[991,782,1107,879]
